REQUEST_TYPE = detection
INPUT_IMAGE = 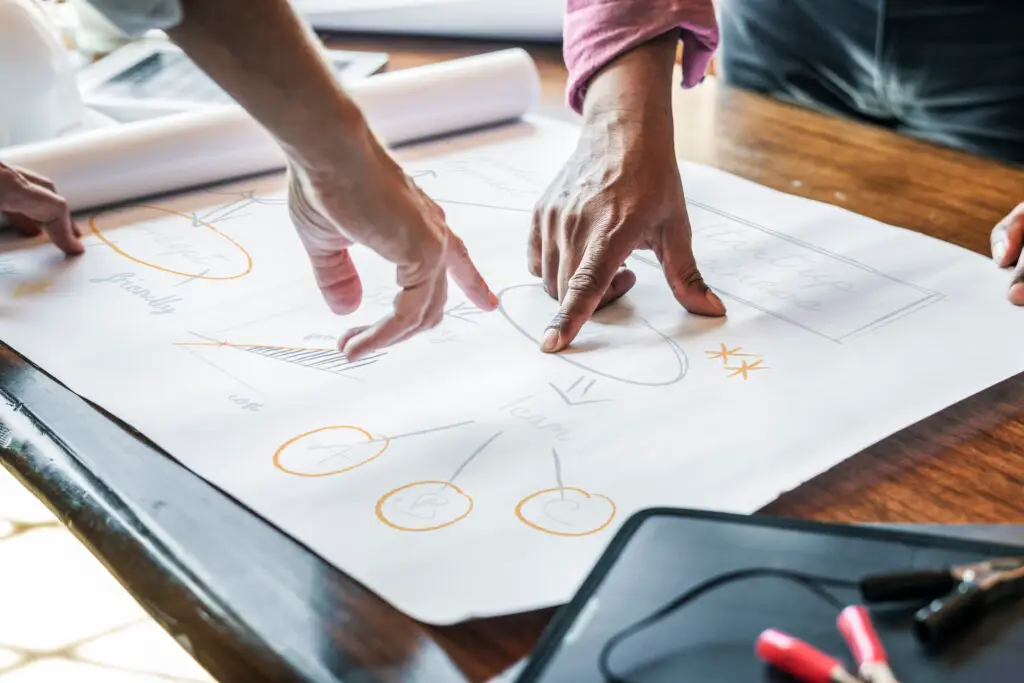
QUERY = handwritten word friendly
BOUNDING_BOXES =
[89,272,181,315]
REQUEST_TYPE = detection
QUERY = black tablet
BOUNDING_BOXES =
[517,508,1024,682]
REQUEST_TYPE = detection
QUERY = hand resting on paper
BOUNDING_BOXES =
[0,162,83,256]
[991,202,1024,306]
[532,33,726,354]
[287,138,499,361]
[154,0,497,359]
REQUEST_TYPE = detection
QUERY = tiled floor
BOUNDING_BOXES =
[0,466,214,683]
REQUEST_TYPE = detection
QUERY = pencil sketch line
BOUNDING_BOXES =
[834,291,946,341]
[447,431,503,484]
[547,383,611,406]
[315,420,476,465]
[180,346,263,395]
[174,268,211,288]
[630,245,944,345]
[433,198,532,213]
[552,447,565,499]
[687,198,941,297]
[567,376,583,392]
[582,379,596,397]
[177,333,379,380]
[387,421,476,443]
[498,283,689,386]
[202,199,255,224]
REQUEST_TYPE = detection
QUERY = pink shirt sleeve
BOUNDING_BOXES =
[563,0,720,113]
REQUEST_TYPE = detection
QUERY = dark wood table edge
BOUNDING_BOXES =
[0,379,315,682]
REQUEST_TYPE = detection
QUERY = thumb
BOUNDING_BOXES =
[309,249,363,315]
[657,224,726,316]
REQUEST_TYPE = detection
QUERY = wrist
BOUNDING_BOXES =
[280,98,379,182]
[581,31,679,133]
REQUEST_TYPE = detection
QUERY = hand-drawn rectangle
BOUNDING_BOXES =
[667,201,945,343]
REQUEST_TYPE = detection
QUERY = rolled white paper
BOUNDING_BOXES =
[1,48,541,213]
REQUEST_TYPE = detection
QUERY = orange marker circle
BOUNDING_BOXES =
[273,425,389,477]
[376,481,474,532]
[89,205,253,280]
[515,487,617,537]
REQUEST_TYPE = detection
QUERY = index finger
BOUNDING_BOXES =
[541,238,626,353]
[1,176,83,255]
[445,231,499,311]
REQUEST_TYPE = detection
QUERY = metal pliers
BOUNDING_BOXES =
[858,556,1024,646]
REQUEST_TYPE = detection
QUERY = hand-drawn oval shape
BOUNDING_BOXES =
[273,425,389,477]
[497,284,688,386]
[515,487,616,537]
[89,205,252,280]
[376,481,474,532]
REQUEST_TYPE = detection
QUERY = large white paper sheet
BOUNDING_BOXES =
[2,117,1023,624]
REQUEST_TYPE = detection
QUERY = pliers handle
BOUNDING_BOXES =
[859,556,1024,646]
[756,606,899,683]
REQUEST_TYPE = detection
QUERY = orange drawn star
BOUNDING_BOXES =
[725,359,768,380]
[705,343,760,366]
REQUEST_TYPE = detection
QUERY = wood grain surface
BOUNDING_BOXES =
[2,36,1023,683]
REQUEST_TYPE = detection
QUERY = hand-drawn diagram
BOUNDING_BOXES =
[498,283,688,387]
[273,420,474,479]
[705,343,769,380]
[174,332,384,380]
[89,204,253,281]
[632,200,945,343]
[194,188,287,226]
[515,448,616,537]
[274,425,391,477]
[406,154,545,214]
[376,431,502,532]
[548,375,609,406]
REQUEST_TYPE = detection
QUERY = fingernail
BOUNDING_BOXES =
[993,239,1008,265]
[488,291,499,308]
[706,289,726,314]
[1010,282,1024,306]
[541,328,559,353]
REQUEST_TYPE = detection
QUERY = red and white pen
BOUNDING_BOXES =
[755,629,860,683]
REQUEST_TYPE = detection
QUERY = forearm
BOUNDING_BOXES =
[166,0,367,173]
[581,33,678,148]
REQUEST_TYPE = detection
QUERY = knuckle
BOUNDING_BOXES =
[680,266,706,288]
[446,232,469,257]
[546,310,572,332]
[424,310,444,330]
[566,264,604,296]
[393,307,421,329]
[545,207,561,229]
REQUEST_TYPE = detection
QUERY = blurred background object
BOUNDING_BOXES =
[0,0,87,146]
[293,0,563,42]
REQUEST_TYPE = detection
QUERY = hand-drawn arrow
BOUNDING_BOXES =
[548,375,610,406]
[445,301,489,324]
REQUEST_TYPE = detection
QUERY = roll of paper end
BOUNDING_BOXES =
[1,48,541,213]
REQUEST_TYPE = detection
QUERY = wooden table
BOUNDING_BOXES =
[3,36,1024,683]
